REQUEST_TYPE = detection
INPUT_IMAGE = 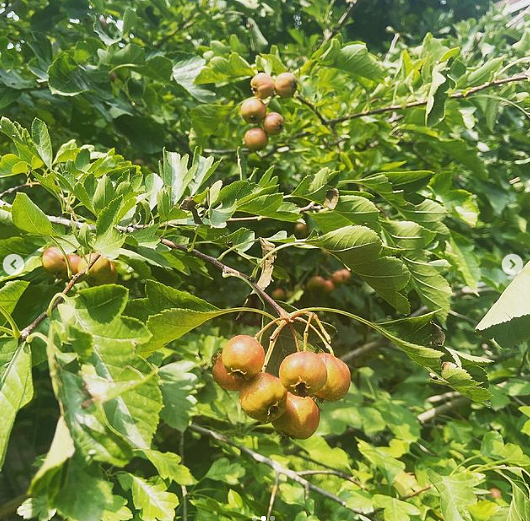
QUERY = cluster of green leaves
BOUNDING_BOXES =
[1,0,530,520]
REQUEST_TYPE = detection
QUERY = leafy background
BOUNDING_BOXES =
[1,0,530,520]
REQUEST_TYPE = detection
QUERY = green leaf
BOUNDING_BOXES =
[12,192,54,236]
[445,233,481,291]
[373,494,420,521]
[429,470,480,521]
[31,118,53,168]
[0,340,33,470]
[141,449,196,485]
[120,473,179,521]
[48,51,92,96]
[191,104,233,139]
[476,262,530,348]
[205,457,246,485]
[321,40,385,81]
[172,54,215,103]
[195,52,254,84]
[508,484,530,521]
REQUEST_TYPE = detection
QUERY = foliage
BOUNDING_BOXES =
[1,1,530,520]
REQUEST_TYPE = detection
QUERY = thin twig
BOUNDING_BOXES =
[267,472,280,520]
[0,182,34,199]
[180,432,188,521]
[340,340,385,363]
[328,73,529,125]
[297,469,364,489]
[189,424,375,519]
[19,254,101,342]
[160,238,289,319]
[322,0,362,45]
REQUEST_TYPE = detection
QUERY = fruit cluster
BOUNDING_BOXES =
[212,334,351,439]
[241,72,297,151]
[41,247,118,285]
[306,268,351,294]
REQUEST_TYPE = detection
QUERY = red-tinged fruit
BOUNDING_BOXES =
[489,488,502,499]
[272,288,286,300]
[78,254,118,286]
[306,275,335,293]
[263,112,284,135]
[42,247,67,276]
[221,335,265,379]
[244,128,268,151]
[250,72,275,99]
[273,393,320,439]
[279,351,328,396]
[239,372,287,422]
[331,268,351,286]
[241,98,267,123]
[274,72,297,98]
[314,353,351,401]
[67,254,82,275]
[212,355,247,391]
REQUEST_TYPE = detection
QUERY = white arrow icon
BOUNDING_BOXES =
[502,254,523,277]
[3,254,24,276]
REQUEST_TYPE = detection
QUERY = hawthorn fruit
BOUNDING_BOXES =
[221,335,265,379]
[314,353,351,401]
[212,355,246,391]
[78,254,118,285]
[67,254,82,275]
[274,72,297,98]
[294,222,309,238]
[250,72,275,99]
[241,98,267,123]
[331,268,351,286]
[273,393,320,439]
[306,275,335,293]
[244,128,268,151]
[279,351,328,396]
[271,288,286,300]
[42,247,67,277]
[239,372,287,422]
[263,112,284,135]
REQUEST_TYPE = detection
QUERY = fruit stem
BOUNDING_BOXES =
[255,317,288,341]
[294,316,333,354]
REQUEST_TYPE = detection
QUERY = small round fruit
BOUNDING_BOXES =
[239,372,287,422]
[78,254,118,286]
[294,222,309,238]
[221,335,265,379]
[489,487,502,499]
[272,288,286,300]
[263,112,284,135]
[314,353,351,401]
[274,72,297,98]
[279,351,328,396]
[244,128,268,151]
[67,254,82,275]
[42,247,67,276]
[331,268,351,286]
[212,355,246,391]
[273,393,320,439]
[306,275,335,293]
[250,72,275,99]
[241,98,267,123]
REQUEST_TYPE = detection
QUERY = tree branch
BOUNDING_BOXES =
[0,494,27,520]
[322,0,362,46]
[417,396,469,424]
[328,72,529,125]
[189,423,375,519]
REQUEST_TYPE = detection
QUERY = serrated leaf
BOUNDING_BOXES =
[31,118,53,168]
[0,340,33,470]
[476,262,530,348]
[142,449,196,485]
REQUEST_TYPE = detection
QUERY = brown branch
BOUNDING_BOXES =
[267,472,280,520]
[19,254,101,342]
[340,339,385,363]
[189,423,375,519]
[160,238,288,319]
[295,95,329,125]
[0,493,27,520]
[328,72,529,125]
